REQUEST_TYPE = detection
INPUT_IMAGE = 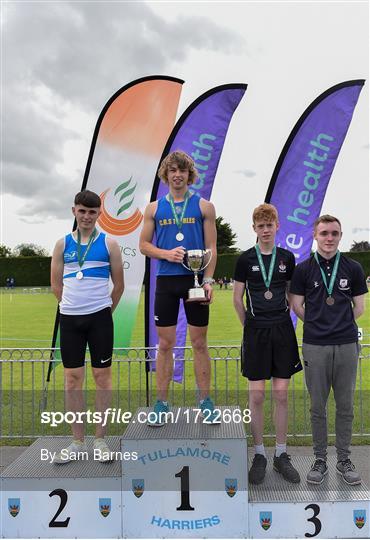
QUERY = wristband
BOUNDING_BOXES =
[202,277,213,286]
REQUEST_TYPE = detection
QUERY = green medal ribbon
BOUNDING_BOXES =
[314,251,340,297]
[77,228,97,268]
[255,244,276,290]
[168,191,189,232]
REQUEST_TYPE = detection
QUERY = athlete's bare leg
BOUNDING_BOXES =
[92,366,112,438]
[272,377,290,444]
[249,380,266,445]
[156,325,177,401]
[188,324,210,400]
[64,366,85,441]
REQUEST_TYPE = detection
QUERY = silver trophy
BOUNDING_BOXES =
[182,249,212,302]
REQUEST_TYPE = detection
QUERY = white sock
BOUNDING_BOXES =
[255,444,266,457]
[275,443,287,457]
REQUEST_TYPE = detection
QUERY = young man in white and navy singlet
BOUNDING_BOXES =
[139,150,219,425]
[51,190,124,463]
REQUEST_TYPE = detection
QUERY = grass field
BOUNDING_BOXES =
[1,287,369,443]
[2,287,370,347]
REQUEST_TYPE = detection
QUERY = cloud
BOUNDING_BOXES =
[234,169,257,178]
[3,2,244,220]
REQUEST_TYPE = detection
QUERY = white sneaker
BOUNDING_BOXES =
[93,438,114,463]
[54,440,87,464]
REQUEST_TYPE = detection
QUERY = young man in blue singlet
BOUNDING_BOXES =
[139,150,218,425]
[51,190,124,462]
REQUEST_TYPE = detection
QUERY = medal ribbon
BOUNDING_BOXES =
[77,228,96,268]
[168,191,189,233]
[255,244,276,290]
[314,251,340,297]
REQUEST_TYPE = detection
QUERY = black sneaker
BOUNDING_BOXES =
[307,459,328,484]
[273,452,300,483]
[249,454,267,485]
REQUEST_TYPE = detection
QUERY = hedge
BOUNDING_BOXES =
[1,252,369,287]
[215,251,370,279]
[1,257,52,287]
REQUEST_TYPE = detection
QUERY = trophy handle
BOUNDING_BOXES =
[201,249,212,271]
[181,260,192,272]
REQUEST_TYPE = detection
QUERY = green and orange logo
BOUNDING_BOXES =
[98,177,143,236]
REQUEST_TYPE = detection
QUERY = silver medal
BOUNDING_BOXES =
[76,271,84,280]
[264,290,273,300]
[176,232,184,241]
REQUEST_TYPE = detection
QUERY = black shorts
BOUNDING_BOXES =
[241,319,302,380]
[59,308,113,369]
[154,275,209,327]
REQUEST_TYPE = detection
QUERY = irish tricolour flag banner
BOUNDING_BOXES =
[83,76,183,348]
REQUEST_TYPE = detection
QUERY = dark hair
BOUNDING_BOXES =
[314,214,342,231]
[74,190,101,208]
[158,150,198,185]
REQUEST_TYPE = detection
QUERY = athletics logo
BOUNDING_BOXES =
[132,479,145,498]
[98,177,143,236]
[339,278,349,290]
[64,251,77,262]
[99,498,111,517]
[353,509,366,529]
[225,478,237,497]
[259,511,272,531]
[8,498,20,517]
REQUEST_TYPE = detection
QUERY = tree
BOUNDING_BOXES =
[216,217,238,254]
[0,244,12,257]
[350,241,370,252]
[13,243,49,257]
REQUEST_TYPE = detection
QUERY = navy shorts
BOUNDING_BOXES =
[154,275,209,327]
[59,308,113,369]
[241,319,302,380]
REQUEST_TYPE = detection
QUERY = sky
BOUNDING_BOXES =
[2,0,369,254]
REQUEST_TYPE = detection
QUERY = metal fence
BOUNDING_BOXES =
[0,345,369,439]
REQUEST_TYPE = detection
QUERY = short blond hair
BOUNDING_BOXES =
[253,203,279,224]
[158,150,198,185]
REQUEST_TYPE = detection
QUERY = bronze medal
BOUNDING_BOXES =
[326,296,335,305]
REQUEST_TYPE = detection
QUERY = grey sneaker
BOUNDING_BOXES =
[307,459,328,484]
[54,440,87,464]
[273,452,300,483]
[336,459,361,485]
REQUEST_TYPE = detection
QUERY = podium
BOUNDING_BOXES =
[1,407,369,539]
[249,454,370,538]
[0,437,122,538]
[121,406,248,538]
